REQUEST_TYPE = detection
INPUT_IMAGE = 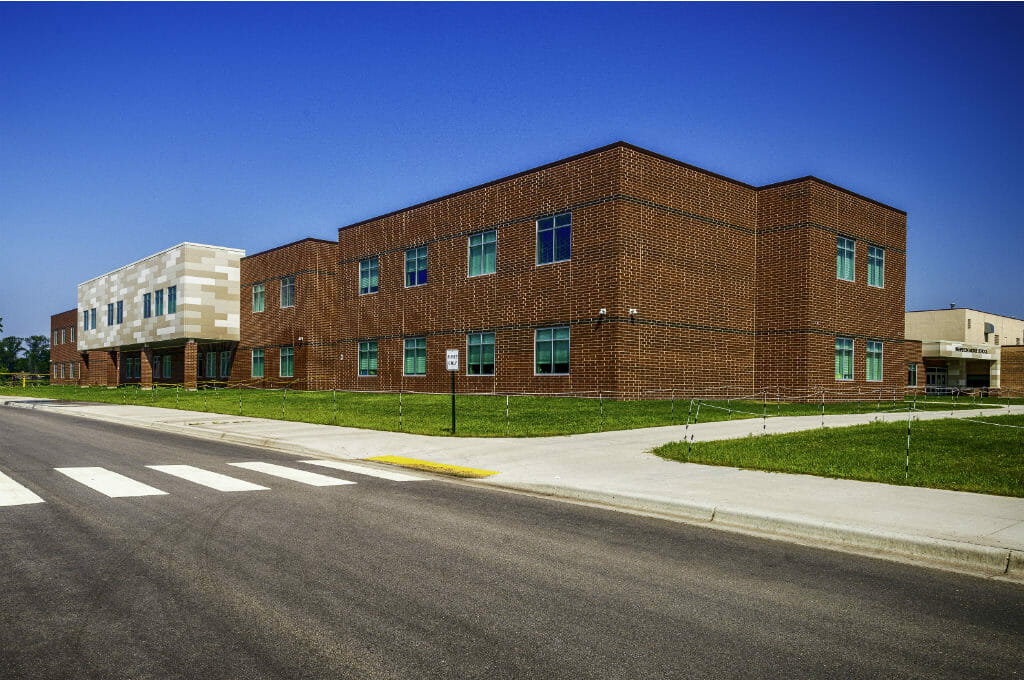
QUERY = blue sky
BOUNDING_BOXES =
[1,2,1022,338]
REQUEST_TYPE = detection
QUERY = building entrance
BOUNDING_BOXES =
[926,366,947,394]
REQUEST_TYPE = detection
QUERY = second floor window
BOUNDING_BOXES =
[143,293,152,318]
[405,246,427,287]
[469,230,496,277]
[837,237,855,282]
[117,300,123,324]
[360,257,379,295]
[537,212,571,265]
[167,286,177,314]
[155,289,164,316]
[90,308,96,330]
[107,303,114,326]
[281,276,295,308]
[253,283,265,312]
[868,246,884,288]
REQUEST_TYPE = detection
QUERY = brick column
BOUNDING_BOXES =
[184,341,198,391]
[105,350,120,387]
[141,347,154,390]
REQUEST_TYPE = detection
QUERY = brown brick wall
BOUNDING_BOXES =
[1000,346,1024,395]
[49,309,86,384]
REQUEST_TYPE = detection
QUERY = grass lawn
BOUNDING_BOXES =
[0,383,1016,438]
[653,414,1024,497]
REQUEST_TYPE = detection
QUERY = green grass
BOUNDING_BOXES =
[0,383,1016,438]
[654,414,1024,497]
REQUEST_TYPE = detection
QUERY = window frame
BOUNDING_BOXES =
[867,245,885,288]
[90,308,96,330]
[835,337,854,381]
[907,362,917,387]
[358,341,378,377]
[252,349,264,378]
[404,246,428,288]
[162,355,171,379]
[143,292,152,319]
[403,336,427,376]
[280,276,295,308]
[60,328,65,344]
[107,303,114,326]
[468,230,497,278]
[836,236,855,282]
[252,283,265,313]
[866,340,883,382]
[155,289,164,316]
[359,257,379,295]
[536,212,572,266]
[116,300,123,324]
[467,332,496,376]
[206,352,217,379]
[534,327,570,376]
[167,286,177,314]
[280,346,294,378]
[220,351,231,378]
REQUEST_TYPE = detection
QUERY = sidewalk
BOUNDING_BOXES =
[4,396,1023,582]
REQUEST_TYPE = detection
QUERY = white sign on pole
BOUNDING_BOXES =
[446,349,459,371]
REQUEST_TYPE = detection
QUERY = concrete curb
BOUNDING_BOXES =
[499,483,1024,582]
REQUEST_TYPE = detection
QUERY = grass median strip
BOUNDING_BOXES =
[654,414,1024,497]
[365,456,498,478]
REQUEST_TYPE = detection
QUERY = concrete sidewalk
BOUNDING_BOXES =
[4,396,1023,582]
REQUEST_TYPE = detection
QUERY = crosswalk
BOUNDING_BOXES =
[0,459,425,507]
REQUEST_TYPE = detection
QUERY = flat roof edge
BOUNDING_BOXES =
[77,242,245,287]
[243,237,336,260]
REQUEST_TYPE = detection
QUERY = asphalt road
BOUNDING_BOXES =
[1,406,1021,680]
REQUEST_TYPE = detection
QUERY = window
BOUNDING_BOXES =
[469,230,497,277]
[153,356,161,379]
[280,276,295,308]
[162,355,171,378]
[967,318,972,330]
[116,300,123,324]
[60,363,64,379]
[53,330,58,345]
[866,341,883,382]
[837,237,855,281]
[167,286,177,314]
[467,332,495,376]
[360,257,379,295]
[995,335,1000,345]
[70,326,75,342]
[535,327,570,375]
[83,311,89,331]
[107,303,114,326]
[404,337,426,376]
[155,289,164,316]
[143,293,152,318]
[61,328,65,344]
[537,212,571,265]
[252,349,264,378]
[280,346,294,377]
[835,337,854,381]
[868,246,884,288]
[52,364,57,379]
[206,352,217,378]
[220,351,230,377]
[90,308,96,330]
[252,283,265,313]
[908,363,918,387]
[358,341,378,376]
[405,246,428,287]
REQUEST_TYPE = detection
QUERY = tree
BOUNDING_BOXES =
[0,336,24,372]
[24,335,50,374]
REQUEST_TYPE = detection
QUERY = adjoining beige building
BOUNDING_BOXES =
[905,307,1024,392]
[75,243,244,388]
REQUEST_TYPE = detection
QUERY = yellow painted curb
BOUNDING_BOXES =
[365,455,498,478]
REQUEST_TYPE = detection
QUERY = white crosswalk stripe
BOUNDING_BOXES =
[300,459,425,482]
[0,469,45,506]
[147,465,270,492]
[55,467,167,498]
[228,462,355,487]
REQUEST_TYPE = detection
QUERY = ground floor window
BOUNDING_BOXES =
[907,362,917,387]
[467,332,495,376]
[535,327,570,375]
[359,341,378,376]
[404,337,426,376]
[206,352,217,379]
[153,356,161,379]
[835,337,854,381]
[866,341,883,382]
[252,349,264,378]
[280,346,294,378]
[220,351,231,378]
[162,356,172,379]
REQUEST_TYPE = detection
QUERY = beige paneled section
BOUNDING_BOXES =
[77,243,244,351]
